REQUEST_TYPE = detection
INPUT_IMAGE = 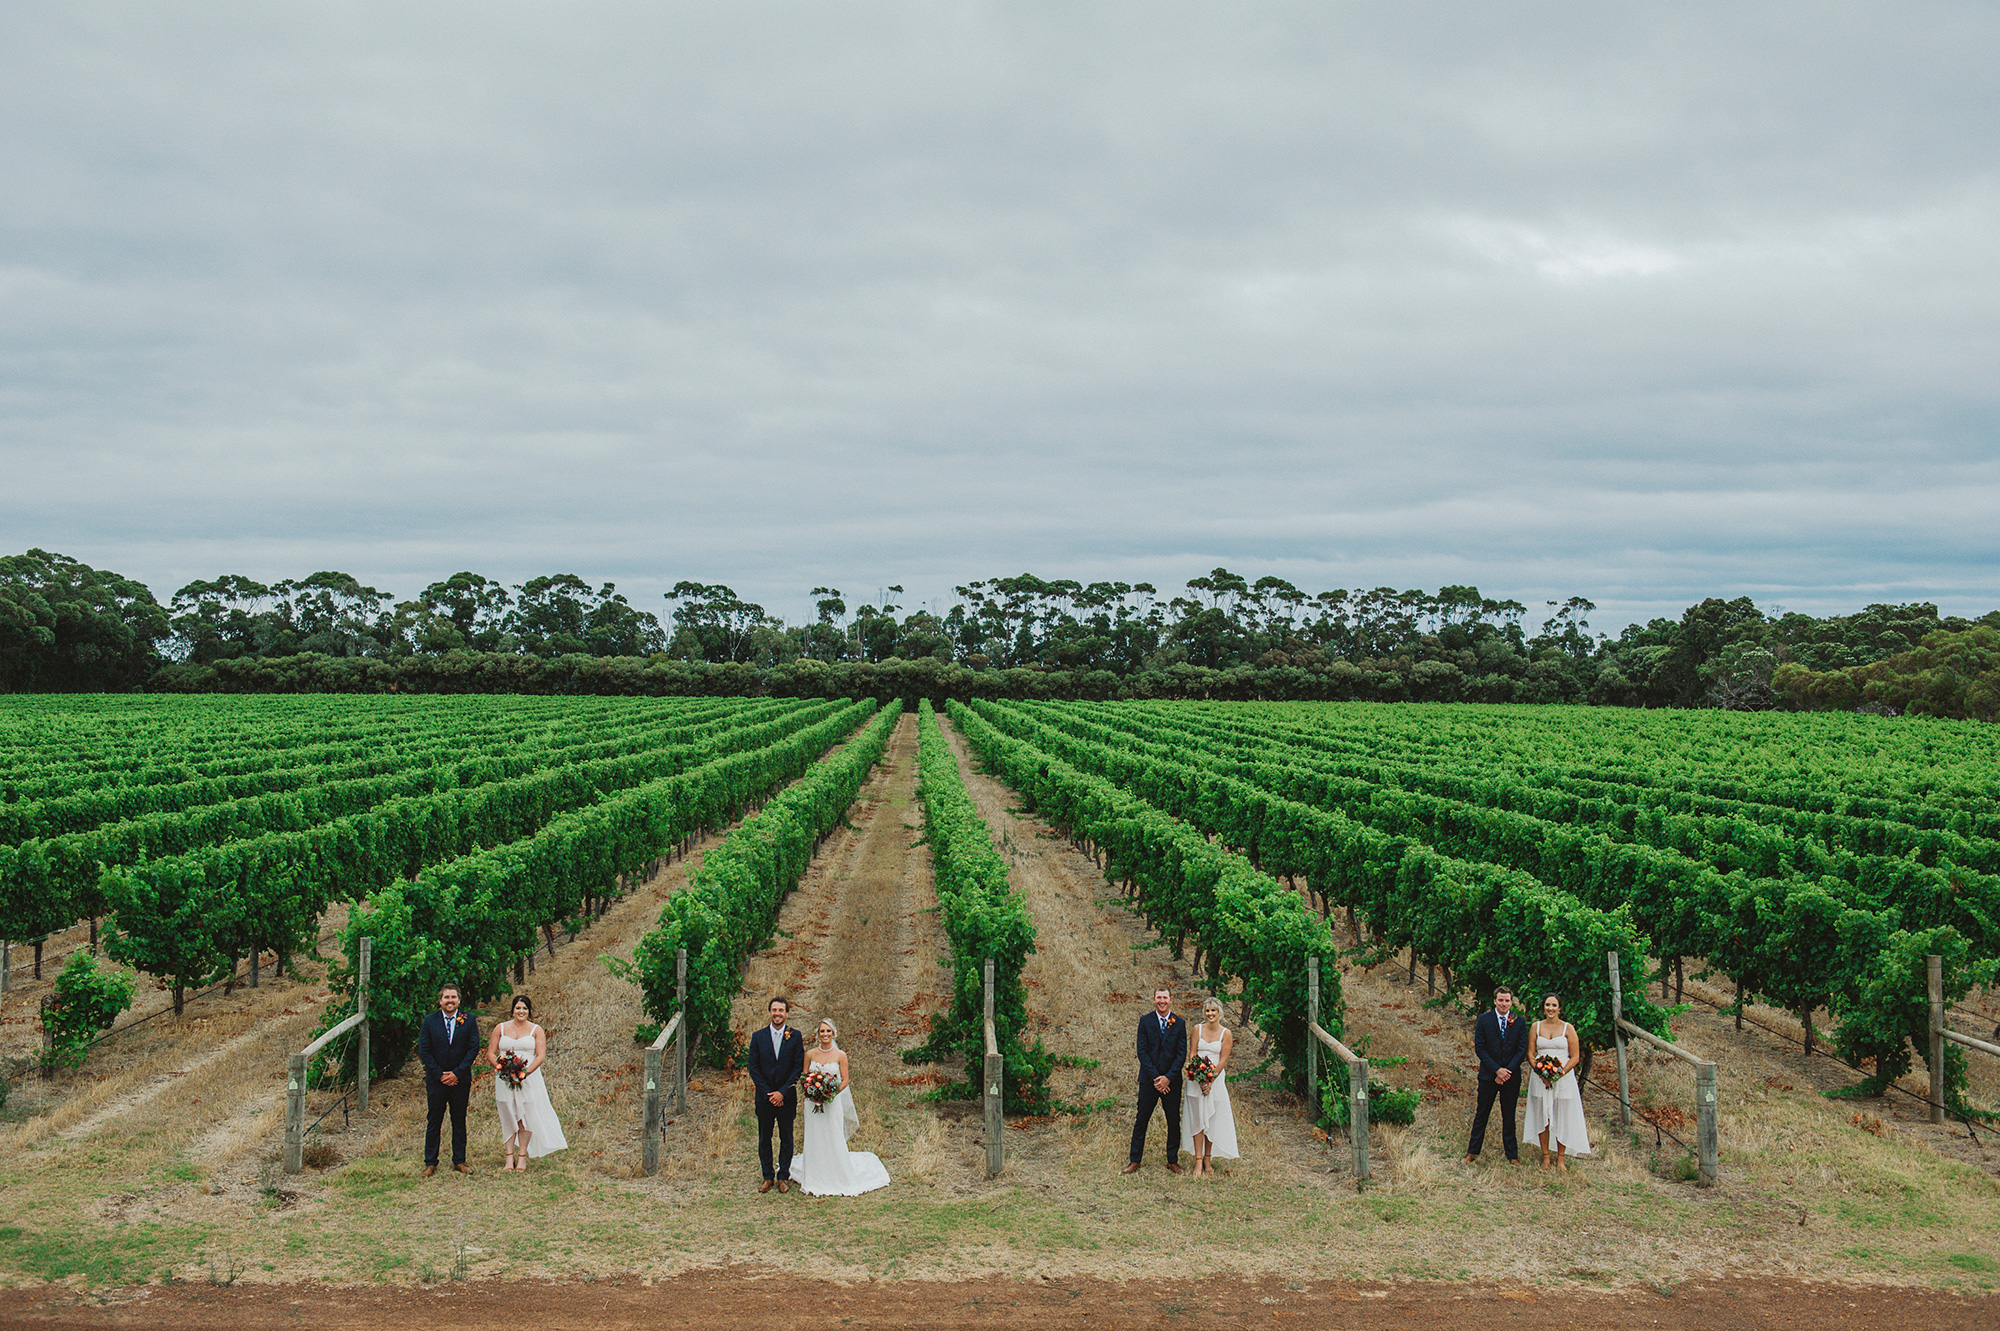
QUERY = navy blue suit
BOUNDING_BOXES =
[1467,1008,1528,1159]
[1130,1010,1188,1165]
[418,1008,481,1167]
[746,1023,804,1181]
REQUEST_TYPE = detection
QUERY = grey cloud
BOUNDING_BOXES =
[2,2,1996,636]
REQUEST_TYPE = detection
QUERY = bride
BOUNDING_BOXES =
[791,1018,891,1197]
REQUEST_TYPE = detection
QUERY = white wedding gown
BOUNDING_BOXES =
[1180,1030,1239,1159]
[494,1026,568,1158]
[1523,1024,1591,1156]
[792,1057,891,1196]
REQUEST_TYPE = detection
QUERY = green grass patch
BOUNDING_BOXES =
[0,1223,201,1286]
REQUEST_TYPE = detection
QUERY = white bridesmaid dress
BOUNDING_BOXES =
[793,1058,891,1196]
[1180,1030,1239,1159]
[1523,1022,1591,1156]
[494,1025,568,1159]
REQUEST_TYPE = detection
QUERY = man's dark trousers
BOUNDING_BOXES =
[425,1076,472,1167]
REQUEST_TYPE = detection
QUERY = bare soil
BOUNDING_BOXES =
[7,1271,1996,1331]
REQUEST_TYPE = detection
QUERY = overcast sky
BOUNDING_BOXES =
[4,3,1996,634]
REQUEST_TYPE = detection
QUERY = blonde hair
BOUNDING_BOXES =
[1201,997,1223,1019]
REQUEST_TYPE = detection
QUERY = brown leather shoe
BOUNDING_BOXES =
[1463,1154,1478,1164]
[453,1163,474,1176]
[1166,1161,1183,1175]
[1121,1161,1141,1174]
[776,1180,791,1194]
[423,1165,437,1178]
[758,1180,773,1193]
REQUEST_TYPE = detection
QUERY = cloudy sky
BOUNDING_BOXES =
[4,3,1996,633]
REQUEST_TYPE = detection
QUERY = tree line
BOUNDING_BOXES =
[3,549,1995,718]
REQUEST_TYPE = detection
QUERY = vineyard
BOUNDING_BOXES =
[1,695,1998,1299]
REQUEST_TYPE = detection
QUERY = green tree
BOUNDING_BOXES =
[0,549,169,690]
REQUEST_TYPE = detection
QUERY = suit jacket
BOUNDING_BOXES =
[1136,1010,1188,1087]
[1473,1009,1528,1085]
[417,1009,481,1085]
[746,1023,804,1105]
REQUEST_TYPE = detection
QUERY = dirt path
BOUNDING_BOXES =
[936,716,1335,1195]
[10,1271,1994,1330]
[732,714,959,1188]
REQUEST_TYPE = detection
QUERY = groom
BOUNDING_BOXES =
[747,996,803,1193]
[1125,986,1187,1174]
[418,982,479,1177]
[1466,985,1527,1164]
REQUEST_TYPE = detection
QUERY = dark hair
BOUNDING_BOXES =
[769,996,790,1012]
[1542,993,1562,1010]
[439,983,461,998]
[510,994,533,1016]
[1493,986,1513,998]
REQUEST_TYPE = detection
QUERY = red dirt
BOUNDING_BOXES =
[5,1272,1992,1330]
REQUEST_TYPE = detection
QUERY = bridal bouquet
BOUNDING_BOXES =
[1184,1053,1219,1090]
[801,1067,842,1113]
[1532,1053,1565,1089]
[495,1051,530,1091]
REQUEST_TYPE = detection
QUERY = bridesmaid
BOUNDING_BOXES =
[1523,993,1591,1170]
[488,994,569,1170]
[1181,996,1239,1176]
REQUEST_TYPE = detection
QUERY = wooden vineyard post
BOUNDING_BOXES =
[356,937,371,1115]
[642,1043,663,1177]
[1695,1061,1719,1187]
[1305,956,1320,1118]
[1347,1053,1371,1186]
[675,947,688,1115]
[1927,954,1945,1125]
[1608,951,1632,1131]
[984,957,1003,1180]
[1,939,9,995]
[284,1052,307,1174]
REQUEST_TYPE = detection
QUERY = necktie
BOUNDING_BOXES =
[446,1016,456,1042]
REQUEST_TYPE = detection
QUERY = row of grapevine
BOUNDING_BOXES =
[1241,702,2000,830]
[95,700,844,1012]
[1139,703,2000,869]
[1060,702,2000,975]
[320,699,889,1080]
[614,704,902,1068]
[963,700,1670,1056]
[1007,700,1994,1113]
[901,701,1048,1112]
[0,698,794,938]
[0,696,761,842]
[947,701,1347,1091]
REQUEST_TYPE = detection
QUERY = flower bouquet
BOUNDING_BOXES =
[1184,1052,1219,1091]
[801,1066,842,1113]
[496,1051,530,1091]
[1532,1053,1564,1089]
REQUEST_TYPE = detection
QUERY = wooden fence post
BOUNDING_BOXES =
[675,947,689,1115]
[1927,954,1946,1125]
[1305,956,1320,1120]
[1695,1061,1718,1187]
[284,1052,307,1174]
[1,939,9,995]
[642,1044,663,1177]
[984,957,1003,1180]
[1608,951,1632,1131]
[355,937,371,1115]
[1348,1055,1371,1188]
